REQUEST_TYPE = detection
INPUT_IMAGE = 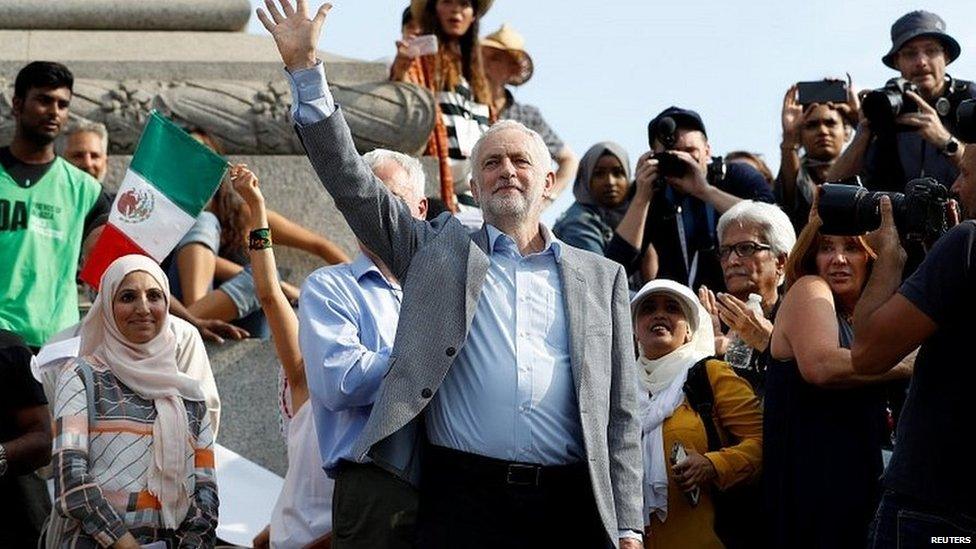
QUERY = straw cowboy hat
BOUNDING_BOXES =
[410,0,494,24]
[481,23,534,86]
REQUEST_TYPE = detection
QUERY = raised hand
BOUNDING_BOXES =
[229,164,263,209]
[256,0,332,72]
[633,151,659,201]
[781,84,803,146]
[716,292,773,352]
[898,90,953,147]
[864,196,906,264]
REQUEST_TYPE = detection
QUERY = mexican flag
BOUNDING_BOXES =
[80,111,227,289]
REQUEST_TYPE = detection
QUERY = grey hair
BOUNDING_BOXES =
[361,148,426,199]
[717,200,797,268]
[55,119,109,156]
[469,119,552,183]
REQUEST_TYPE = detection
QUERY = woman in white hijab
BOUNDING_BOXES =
[633,279,762,549]
[48,255,216,547]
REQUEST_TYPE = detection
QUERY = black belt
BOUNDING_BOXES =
[426,444,586,489]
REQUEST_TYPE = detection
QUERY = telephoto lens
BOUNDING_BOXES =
[817,178,950,241]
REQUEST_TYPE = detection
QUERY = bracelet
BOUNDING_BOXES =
[248,228,272,250]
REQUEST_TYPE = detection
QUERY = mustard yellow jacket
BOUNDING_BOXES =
[644,359,763,549]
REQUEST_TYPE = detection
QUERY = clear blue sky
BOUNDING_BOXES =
[247,1,976,222]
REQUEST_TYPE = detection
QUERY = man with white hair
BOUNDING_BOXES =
[297,148,427,548]
[699,200,796,396]
[259,2,643,547]
[56,119,108,182]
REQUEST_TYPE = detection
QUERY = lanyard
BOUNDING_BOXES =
[668,188,715,288]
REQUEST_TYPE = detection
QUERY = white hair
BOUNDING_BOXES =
[717,200,797,258]
[55,119,109,156]
[469,119,552,183]
[361,148,426,199]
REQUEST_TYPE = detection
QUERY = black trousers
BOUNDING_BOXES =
[417,445,610,549]
[332,461,419,549]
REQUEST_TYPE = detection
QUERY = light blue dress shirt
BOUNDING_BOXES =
[298,253,402,477]
[426,225,583,465]
[286,62,639,541]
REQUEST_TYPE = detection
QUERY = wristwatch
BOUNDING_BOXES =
[0,443,8,477]
[940,136,961,157]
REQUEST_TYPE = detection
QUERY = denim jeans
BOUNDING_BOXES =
[868,490,976,548]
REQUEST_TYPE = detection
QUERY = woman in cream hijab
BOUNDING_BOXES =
[633,279,762,549]
[48,255,216,547]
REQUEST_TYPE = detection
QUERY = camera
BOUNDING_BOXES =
[648,116,691,181]
[818,178,951,242]
[862,78,921,132]
[653,151,690,178]
[957,98,976,143]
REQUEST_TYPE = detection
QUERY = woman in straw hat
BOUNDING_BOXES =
[391,0,494,213]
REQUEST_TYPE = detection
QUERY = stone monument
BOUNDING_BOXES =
[0,0,433,474]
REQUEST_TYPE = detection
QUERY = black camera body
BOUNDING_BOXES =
[957,98,976,143]
[818,178,951,242]
[862,78,921,133]
[652,151,689,178]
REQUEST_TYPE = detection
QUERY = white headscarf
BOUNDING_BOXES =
[630,279,714,525]
[79,254,205,529]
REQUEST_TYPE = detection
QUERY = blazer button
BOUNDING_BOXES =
[421,388,433,399]
[445,347,456,357]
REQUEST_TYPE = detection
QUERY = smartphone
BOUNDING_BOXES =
[797,80,848,106]
[670,442,700,507]
[405,34,438,58]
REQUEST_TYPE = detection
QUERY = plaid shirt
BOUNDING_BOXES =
[49,357,217,547]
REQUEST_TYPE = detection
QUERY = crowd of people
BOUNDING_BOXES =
[0,0,974,547]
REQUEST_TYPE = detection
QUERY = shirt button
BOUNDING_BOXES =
[421,388,433,399]
[445,347,456,357]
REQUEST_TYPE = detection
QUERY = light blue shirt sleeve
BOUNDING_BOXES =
[298,273,391,411]
[285,60,337,126]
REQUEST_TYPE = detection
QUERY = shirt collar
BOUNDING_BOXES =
[485,223,564,262]
[350,252,398,288]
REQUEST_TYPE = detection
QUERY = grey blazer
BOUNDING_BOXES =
[296,110,644,542]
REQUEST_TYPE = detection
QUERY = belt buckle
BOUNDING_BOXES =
[506,463,541,487]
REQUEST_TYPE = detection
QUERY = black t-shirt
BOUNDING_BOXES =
[0,330,49,542]
[885,221,976,515]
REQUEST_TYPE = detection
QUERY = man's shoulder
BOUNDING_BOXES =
[53,157,102,194]
[720,161,775,201]
[559,240,622,275]
[304,261,360,290]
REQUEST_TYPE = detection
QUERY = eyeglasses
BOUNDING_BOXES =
[898,46,944,61]
[718,241,772,261]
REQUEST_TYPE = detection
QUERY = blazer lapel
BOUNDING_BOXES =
[558,249,587,397]
[465,227,491,331]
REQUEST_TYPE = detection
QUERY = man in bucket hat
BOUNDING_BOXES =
[829,10,976,192]
[482,24,578,201]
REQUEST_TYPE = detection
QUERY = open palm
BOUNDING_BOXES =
[256,0,332,72]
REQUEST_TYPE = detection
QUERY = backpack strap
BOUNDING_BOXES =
[71,358,98,425]
[682,357,722,452]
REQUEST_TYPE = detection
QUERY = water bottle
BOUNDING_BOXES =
[724,293,764,371]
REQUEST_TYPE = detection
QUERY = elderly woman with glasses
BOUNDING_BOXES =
[698,201,796,396]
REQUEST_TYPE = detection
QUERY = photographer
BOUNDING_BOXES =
[608,107,774,291]
[851,147,976,545]
[777,83,855,231]
[827,11,975,192]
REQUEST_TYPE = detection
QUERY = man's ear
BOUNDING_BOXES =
[417,197,428,219]
[11,96,22,118]
[469,175,481,205]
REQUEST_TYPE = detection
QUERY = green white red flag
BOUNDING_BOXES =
[80,111,227,289]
